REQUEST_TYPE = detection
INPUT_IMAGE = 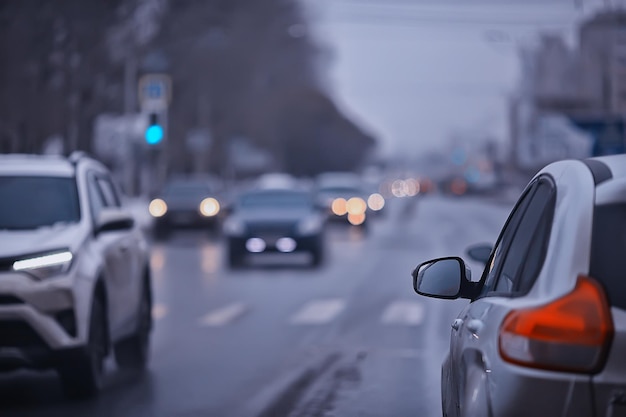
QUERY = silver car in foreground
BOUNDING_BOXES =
[413,154,626,417]
[0,152,152,398]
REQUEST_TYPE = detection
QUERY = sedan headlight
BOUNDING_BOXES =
[346,197,367,216]
[367,193,385,211]
[149,199,168,217]
[223,218,246,236]
[298,216,323,235]
[199,198,220,217]
[13,250,74,280]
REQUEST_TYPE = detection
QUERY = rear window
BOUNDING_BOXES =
[590,203,626,310]
[0,176,81,230]
[239,191,312,209]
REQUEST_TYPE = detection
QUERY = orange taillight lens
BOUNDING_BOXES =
[499,275,614,373]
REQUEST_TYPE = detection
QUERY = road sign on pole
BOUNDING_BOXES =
[138,74,171,112]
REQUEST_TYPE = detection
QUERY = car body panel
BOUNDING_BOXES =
[224,188,325,266]
[0,153,150,370]
[419,155,626,417]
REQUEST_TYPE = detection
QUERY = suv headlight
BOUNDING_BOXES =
[223,218,246,236]
[12,249,74,280]
[298,216,322,235]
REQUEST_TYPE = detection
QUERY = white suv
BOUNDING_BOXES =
[0,152,152,397]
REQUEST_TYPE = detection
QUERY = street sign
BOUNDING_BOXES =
[138,74,171,111]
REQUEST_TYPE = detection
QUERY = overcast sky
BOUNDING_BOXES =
[306,0,613,158]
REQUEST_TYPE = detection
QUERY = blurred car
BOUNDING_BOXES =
[0,152,152,397]
[412,154,626,417]
[149,177,223,238]
[315,172,381,227]
[223,187,326,268]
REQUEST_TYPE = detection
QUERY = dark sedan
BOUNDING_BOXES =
[149,178,222,239]
[222,188,326,268]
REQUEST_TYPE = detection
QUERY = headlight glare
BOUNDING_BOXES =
[13,250,74,280]
[200,198,220,217]
[149,199,168,217]
[346,197,367,215]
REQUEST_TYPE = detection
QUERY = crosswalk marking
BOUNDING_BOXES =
[290,298,346,325]
[198,303,248,327]
[152,299,425,327]
[152,303,168,320]
[381,300,424,325]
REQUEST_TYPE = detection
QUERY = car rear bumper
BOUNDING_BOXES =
[482,363,594,417]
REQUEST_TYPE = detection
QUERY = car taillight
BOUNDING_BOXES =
[499,275,613,373]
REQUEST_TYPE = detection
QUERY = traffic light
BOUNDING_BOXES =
[145,112,164,145]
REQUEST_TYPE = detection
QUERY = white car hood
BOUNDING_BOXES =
[0,223,85,259]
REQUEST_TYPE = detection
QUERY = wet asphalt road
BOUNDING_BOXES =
[0,195,511,417]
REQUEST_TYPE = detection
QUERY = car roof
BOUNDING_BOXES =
[0,154,75,177]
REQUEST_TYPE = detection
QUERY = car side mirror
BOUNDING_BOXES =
[96,208,135,235]
[466,244,493,264]
[412,257,477,300]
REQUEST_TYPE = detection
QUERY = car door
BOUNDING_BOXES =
[88,172,138,336]
[448,176,557,416]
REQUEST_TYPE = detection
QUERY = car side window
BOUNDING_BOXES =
[515,182,556,293]
[477,176,556,297]
[478,183,536,296]
[87,172,107,221]
[96,176,121,208]
[481,177,556,297]
[494,179,555,294]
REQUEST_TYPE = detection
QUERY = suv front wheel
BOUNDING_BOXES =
[58,294,107,398]
[114,281,152,371]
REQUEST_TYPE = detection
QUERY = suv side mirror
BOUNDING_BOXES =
[412,257,477,300]
[96,208,135,234]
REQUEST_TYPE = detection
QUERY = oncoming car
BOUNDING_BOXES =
[0,153,152,398]
[315,172,382,227]
[412,154,626,417]
[223,187,326,268]
[149,177,222,238]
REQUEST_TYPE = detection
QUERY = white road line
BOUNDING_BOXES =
[198,303,248,327]
[152,303,168,320]
[381,300,425,326]
[290,298,346,325]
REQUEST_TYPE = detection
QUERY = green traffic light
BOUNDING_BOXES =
[145,125,164,145]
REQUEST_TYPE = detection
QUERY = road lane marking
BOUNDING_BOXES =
[290,298,346,325]
[152,303,168,320]
[198,303,248,327]
[381,300,424,326]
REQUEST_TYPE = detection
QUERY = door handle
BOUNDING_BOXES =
[466,319,484,334]
[451,319,463,331]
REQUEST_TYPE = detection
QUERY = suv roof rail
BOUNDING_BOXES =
[68,151,89,166]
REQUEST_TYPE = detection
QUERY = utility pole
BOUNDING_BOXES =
[123,55,139,196]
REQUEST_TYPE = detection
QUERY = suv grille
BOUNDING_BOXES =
[0,320,48,349]
[0,295,23,305]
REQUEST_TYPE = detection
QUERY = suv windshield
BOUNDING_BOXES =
[0,176,81,230]
[590,203,626,310]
